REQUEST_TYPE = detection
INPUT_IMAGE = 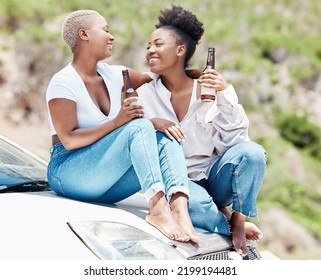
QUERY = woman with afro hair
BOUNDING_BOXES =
[137,5,267,257]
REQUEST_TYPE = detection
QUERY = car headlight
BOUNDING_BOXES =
[68,221,186,260]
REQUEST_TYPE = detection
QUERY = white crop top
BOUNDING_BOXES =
[46,62,126,135]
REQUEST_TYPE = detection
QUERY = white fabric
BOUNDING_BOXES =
[137,78,250,181]
[46,62,126,135]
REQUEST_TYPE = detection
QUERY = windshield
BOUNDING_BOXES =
[0,136,47,187]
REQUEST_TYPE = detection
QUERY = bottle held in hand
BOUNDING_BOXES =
[200,47,216,102]
[121,69,143,117]
[121,69,139,105]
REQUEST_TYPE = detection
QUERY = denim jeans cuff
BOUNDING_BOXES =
[166,186,190,202]
[144,182,165,201]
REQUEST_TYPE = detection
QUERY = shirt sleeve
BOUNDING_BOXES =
[46,73,76,103]
[211,84,250,154]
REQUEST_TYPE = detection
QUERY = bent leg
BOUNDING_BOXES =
[48,119,165,202]
[155,132,200,242]
[156,132,189,200]
[123,120,197,242]
[206,141,267,217]
[206,141,267,255]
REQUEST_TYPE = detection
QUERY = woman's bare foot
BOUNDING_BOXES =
[170,193,201,244]
[245,222,263,241]
[229,211,248,256]
[220,207,263,241]
[145,191,185,241]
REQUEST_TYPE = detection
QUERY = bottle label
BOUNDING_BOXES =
[201,93,216,102]
[201,87,216,102]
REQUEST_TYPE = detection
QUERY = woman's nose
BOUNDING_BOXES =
[147,46,155,55]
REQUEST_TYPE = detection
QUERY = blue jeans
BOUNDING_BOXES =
[47,119,189,203]
[187,180,230,235]
[196,141,267,219]
[47,118,240,236]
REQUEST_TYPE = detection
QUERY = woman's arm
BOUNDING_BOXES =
[127,68,203,89]
[127,68,152,89]
[49,97,143,150]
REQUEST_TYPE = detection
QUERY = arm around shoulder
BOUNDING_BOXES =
[127,68,153,89]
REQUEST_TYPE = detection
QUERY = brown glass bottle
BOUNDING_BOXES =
[121,69,138,105]
[200,47,216,102]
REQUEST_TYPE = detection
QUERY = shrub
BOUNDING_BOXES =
[276,111,321,160]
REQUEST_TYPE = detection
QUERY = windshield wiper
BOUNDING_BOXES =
[0,180,51,193]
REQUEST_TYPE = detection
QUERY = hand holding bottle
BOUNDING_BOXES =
[199,69,229,92]
[127,96,144,117]
[114,98,144,126]
[122,69,143,108]
[124,96,142,107]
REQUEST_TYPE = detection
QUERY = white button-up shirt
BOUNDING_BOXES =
[137,78,250,181]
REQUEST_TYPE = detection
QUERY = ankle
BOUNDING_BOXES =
[149,192,171,216]
[230,212,246,227]
[170,192,188,211]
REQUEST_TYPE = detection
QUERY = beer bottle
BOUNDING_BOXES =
[121,69,138,105]
[200,47,216,102]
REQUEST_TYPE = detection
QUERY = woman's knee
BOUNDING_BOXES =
[124,118,155,138]
[156,131,181,149]
[188,181,214,212]
[238,141,267,166]
[128,118,154,130]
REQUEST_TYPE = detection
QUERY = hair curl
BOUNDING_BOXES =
[155,5,204,68]
[62,10,100,53]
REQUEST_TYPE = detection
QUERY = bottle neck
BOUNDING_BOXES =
[122,70,138,100]
[205,49,215,69]
[123,75,134,90]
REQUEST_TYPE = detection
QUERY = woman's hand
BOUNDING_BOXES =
[115,97,144,126]
[198,69,229,91]
[151,118,187,143]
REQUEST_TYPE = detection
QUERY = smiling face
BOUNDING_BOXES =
[146,27,185,75]
[82,14,114,60]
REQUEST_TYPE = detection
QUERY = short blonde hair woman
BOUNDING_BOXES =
[46,9,202,243]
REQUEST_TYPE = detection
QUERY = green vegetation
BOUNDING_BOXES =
[276,111,321,160]
[1,0,320,74]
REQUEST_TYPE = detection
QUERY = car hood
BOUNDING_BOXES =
[0,191,171,260]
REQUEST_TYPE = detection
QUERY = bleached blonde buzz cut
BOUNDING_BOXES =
[62,10,100,53]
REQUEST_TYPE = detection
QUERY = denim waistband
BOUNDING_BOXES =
[50,142,65,155]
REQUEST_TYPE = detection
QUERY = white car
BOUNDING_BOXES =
[0,135,260,260]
